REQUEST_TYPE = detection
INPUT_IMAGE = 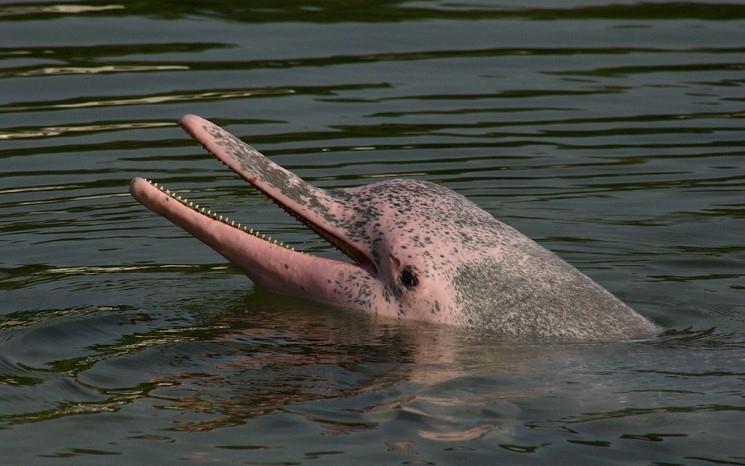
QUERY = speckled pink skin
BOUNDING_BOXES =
[130,115,658,341]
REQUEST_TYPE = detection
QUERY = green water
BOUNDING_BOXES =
[1,1,744,464]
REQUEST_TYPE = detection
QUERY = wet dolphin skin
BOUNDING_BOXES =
[130,115,657,341]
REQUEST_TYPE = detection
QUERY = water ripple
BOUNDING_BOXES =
[1,1,744,463]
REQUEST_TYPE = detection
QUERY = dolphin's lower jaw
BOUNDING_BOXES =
[130,114,658,341]
[129,177,389,316]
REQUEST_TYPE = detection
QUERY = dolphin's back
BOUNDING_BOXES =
[452,233,657,340]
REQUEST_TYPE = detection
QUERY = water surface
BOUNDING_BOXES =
[1,1,744,464]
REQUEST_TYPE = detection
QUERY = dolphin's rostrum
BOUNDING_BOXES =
[130,114,657,341]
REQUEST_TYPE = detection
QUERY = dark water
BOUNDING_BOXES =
[2,1,744,463]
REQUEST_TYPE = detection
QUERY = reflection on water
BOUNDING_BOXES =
[1,0,744,464]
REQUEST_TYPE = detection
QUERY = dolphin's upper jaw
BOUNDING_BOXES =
[130,115,381,306]
[177,114,377,275]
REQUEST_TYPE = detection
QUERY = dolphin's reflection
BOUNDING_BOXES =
[152,289,568,437]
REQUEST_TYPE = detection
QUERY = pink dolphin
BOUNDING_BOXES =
[130,115,657,341]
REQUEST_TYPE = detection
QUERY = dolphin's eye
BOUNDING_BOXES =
[400,268,418,289]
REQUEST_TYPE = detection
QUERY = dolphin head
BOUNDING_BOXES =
[131,115,657,340]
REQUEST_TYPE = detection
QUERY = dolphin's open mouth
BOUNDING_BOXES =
[130,115,376,278]
[134,178,297,251]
